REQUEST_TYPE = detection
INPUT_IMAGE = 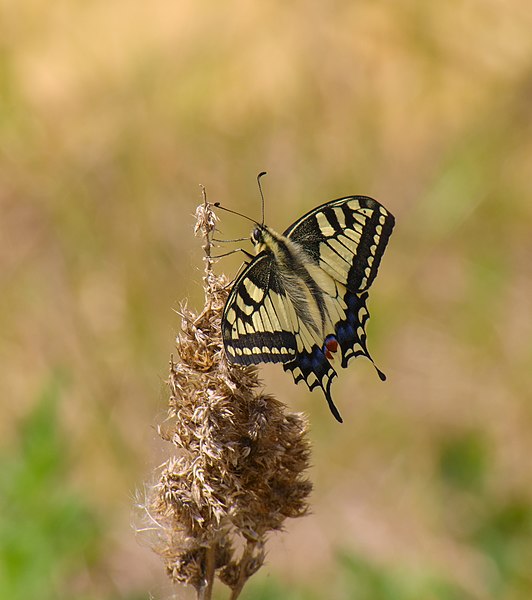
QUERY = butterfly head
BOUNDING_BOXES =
[251,225,267,253]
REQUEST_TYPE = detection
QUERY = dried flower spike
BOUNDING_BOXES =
[142,195,312,600]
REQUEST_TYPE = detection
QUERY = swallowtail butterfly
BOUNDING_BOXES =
[221,193,394,423]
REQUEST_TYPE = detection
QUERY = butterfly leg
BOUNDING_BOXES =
[211,248,255,260]
[212,236,249,243]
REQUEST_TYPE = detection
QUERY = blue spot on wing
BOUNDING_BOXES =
[336,322,355,345]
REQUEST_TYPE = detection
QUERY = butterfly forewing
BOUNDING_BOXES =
[284,196,394,294]
[222,253,299,364]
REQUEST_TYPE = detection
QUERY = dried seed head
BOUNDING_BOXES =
[141,199,312,597]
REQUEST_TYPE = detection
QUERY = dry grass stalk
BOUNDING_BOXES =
[142,193,312,599]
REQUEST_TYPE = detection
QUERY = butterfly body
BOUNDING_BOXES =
[222,196,394,423]
[251,225,331,339]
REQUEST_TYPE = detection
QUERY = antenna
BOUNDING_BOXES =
[213,202,258,225]
[257,171,267,225]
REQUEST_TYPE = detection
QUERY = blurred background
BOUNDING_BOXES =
[1,1,532,598]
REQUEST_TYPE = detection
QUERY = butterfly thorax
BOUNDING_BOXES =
[251,224,327,338]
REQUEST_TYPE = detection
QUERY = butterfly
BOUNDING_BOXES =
[221,195,395,423]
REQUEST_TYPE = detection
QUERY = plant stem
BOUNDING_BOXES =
[198,544,216,600]
[229,541,254,600]
[200,185,213,269]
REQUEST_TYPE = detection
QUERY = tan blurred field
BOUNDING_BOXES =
[1,1,532,598]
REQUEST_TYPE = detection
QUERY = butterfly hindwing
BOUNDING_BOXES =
[283,349,341,422]
[335,289,386,378]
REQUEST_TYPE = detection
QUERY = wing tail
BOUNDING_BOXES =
[284,347,343,423]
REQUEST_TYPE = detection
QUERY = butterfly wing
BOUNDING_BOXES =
[222,251,341,420]
[222,195,394,424]
[282,196,394,397]
[283,196,394,294]
[222,252,298,364]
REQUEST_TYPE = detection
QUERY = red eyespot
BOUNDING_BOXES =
[323,336,338,360]
[325,337,338,353]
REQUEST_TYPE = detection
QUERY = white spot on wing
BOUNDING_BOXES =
[259,306,274,332]
[316,212,335,237]
[306,372,318,386]
[328,239,352,263]
[252,310,264,332]
[237,319,246,336]
[333,208,346,228]
[343,229,361,244]
[264,296,282,331]
[346,199,362,210]
[243,278,264,303]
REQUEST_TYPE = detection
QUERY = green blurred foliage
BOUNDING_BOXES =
[472,498,532,597]
[0,374,100,600]
[338,552,472,600]
[437,430,490,492]
[237,551,473,600]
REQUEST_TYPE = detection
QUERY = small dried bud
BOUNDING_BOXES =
[194,200,217,238]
